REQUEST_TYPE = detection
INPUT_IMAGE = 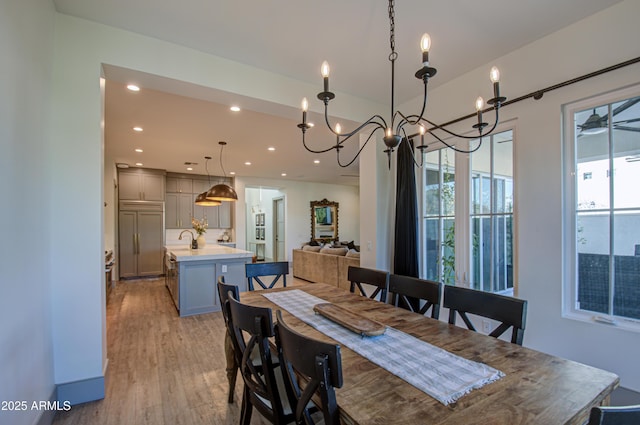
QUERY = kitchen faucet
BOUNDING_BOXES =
[178,230,197,249]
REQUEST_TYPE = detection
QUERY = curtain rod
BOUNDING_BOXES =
[412,55,640,138]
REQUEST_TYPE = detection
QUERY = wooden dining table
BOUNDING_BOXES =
[240,282,619,425]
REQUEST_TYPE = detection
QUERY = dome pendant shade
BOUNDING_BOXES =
[195,191,222,206]
[206,183,238,202]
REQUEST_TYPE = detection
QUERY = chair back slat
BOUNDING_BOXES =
[227,295,293,424]
[388,274,442,319]
[275,310,343,425]
[348,266,389,302]
[216,277,241,404]
[588,405,640,425]
[246,261,289,290]
[444,285,527,345]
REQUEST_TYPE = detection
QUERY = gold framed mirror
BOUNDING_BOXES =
[310,199,339,242]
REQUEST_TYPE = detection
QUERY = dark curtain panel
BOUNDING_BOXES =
[393,138,419,278]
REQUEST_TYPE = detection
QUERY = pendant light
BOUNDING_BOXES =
[206,141,238,202]
[195,156,222,206]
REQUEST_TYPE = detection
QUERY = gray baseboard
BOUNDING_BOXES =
[56,375,105,406]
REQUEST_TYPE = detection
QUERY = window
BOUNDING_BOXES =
[564,87,640,327]
[421,129,514,293]
[423,149,455,285]
[470,131,514,292]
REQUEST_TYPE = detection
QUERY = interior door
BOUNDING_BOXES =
[274,197,286,261]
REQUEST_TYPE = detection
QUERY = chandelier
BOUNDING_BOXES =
[297,0,506,167]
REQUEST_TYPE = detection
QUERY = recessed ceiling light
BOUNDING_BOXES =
[268,147,275,151]
[186,167,193,171]
[133,126,143,132]
[244,162,252,166]
[281,173,287,177]
[135,148,143,153]
[135,162,143,166]
[127,84,140,92]
[230,171,236,175]
[230,106,241,112]
[314,160,320,164]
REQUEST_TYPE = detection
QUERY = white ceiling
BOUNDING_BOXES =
[54,0,623,185]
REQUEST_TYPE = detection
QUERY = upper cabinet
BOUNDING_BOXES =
[166,177,193,194]
[119,169,165,201]
[165,174,233,229]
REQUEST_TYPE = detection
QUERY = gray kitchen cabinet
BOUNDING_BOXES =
[119,169,165,201]
[166,177,193,194]
[119,203,164,278]
[169,255,249,316]
[166,193,193,228]
[191,178,232,229]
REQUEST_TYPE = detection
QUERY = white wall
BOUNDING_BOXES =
[45,11,376,401]
[0,1,56,424]
[399,0,640,391]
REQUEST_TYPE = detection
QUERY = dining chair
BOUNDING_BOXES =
[246,261,289,291]
[588,405,640,425]
[348,266,390,302]
[216,276,240,404]
[443,285,528,346]
[227,294,295,425]
[275,310,343,425]
[388,274,443,319]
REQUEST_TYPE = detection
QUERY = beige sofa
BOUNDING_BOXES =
[292,247,359,290]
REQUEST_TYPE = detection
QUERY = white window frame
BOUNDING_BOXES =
[420,125,516,295]
[562,83,640,333]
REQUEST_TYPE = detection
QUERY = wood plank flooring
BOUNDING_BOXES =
[53,277,283,425]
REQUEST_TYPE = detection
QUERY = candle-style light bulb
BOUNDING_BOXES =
[490,66,500,83]
[321,61,330,78]
[321,61,330,93]
[335,123,341,135]
[420,33,431,65]
[490,66,501,101]
[386,128,392,138]
[476,96,484,128]
[419,125,426,135]
[301,97,308,124]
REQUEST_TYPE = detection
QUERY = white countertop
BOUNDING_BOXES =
[166,245,253,262]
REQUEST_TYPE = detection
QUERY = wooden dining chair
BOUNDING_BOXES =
[443,285,528,346]
[588,405,640,425]
[227,294,295,425]
[246,261,289,290]
[275,310,343,425]
[388,274,442,319]
[216,276,240,404]
[348,266,390,302]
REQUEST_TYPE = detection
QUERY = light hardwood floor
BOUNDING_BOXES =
[53,277,282,425]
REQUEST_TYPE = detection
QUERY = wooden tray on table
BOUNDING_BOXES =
[313,303,386,337]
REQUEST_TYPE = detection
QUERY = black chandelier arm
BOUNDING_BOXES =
[394,82,429,132]
[419,105,501,140]
[336,128,381,168]
[425,128,484,154]
[399,129,425,168]
[323,103,387,138]
[301,130,344,154]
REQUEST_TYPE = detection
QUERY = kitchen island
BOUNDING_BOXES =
[165,245,253,317]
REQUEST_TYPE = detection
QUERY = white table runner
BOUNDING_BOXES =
[264,289,504,405]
